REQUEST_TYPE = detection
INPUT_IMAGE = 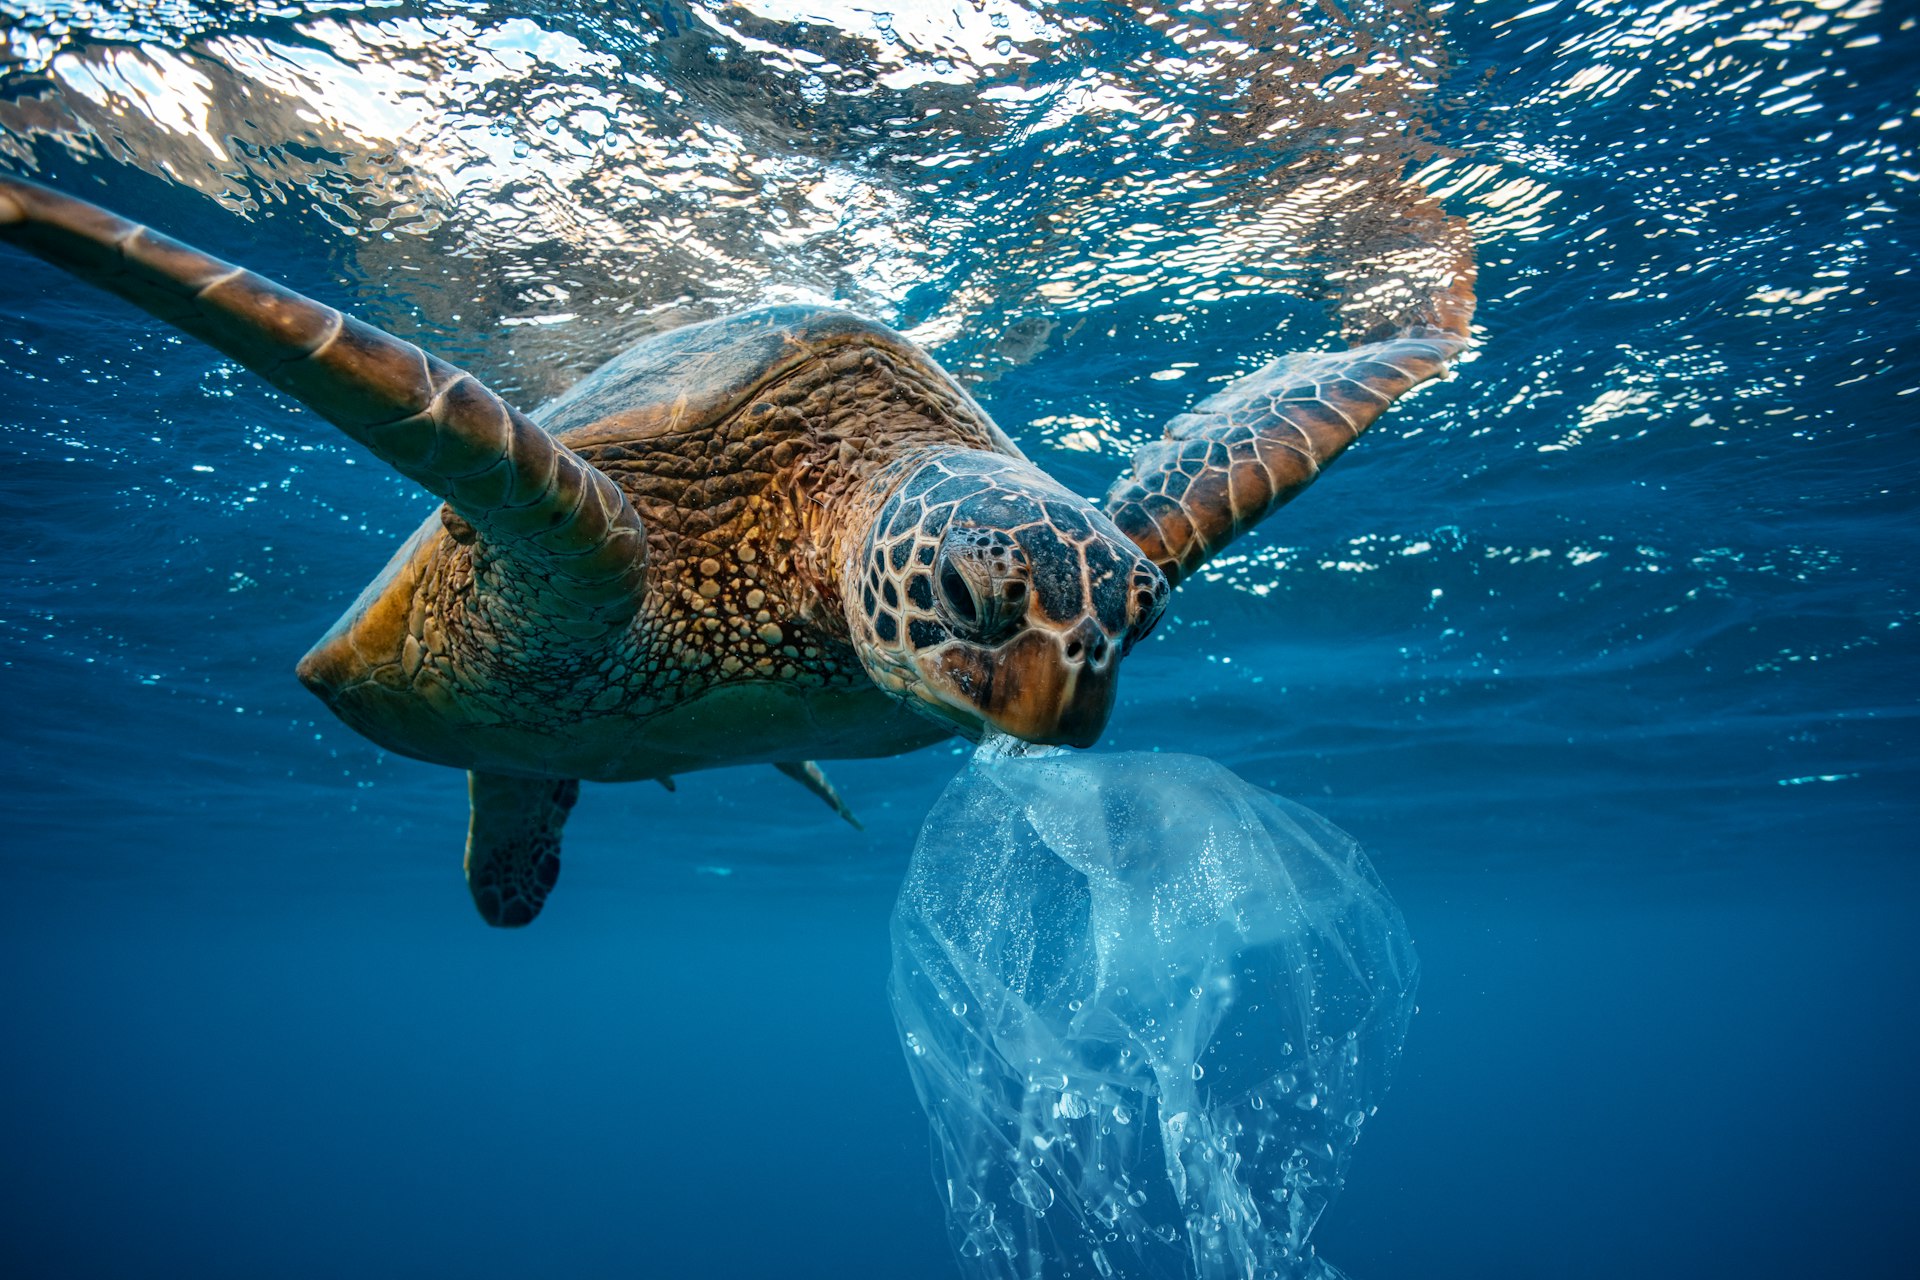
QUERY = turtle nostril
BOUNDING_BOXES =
[1092,638,1109,663]
[1065,639,1083,660]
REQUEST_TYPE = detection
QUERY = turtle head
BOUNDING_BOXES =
[845,452,1169,748]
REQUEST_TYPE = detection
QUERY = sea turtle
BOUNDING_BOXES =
[0,176,1473,926]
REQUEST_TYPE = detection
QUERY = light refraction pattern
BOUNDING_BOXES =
[0,0,1466,393]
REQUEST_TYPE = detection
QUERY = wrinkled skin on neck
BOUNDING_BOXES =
[844,450,1169,747]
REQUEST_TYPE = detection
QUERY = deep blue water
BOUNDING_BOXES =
[1,2,1916,1277]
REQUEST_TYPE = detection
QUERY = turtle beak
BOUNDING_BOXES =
[930,623,1120,749]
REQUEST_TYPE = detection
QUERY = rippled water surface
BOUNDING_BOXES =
[1,2,1914,1277]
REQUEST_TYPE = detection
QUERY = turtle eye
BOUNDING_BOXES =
[939,560,979,627]
[936,541,1029,644]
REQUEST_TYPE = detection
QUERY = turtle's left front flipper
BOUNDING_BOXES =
[465,773,579,928]
[0,177,647,640]
[1104,259,1475,589]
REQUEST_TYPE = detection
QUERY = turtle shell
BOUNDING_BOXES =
[296,306,1018,780]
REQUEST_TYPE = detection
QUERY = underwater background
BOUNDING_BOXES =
[0,1,1914,1276]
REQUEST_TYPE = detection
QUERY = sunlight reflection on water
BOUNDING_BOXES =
[0,1,1473,380]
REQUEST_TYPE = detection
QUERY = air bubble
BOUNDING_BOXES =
[1011,1169,1054,1213]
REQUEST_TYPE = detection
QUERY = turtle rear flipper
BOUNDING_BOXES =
[775,760,863,830]
[0,177,648,641]
[465,773,579,928]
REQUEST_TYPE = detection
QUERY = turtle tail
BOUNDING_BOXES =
[0,176,647,638]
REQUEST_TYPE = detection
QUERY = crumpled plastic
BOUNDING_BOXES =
[890,746,1418,1279]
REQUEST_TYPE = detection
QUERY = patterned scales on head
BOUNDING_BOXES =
[0,175,1474,927]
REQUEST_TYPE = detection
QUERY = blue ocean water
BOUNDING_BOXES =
[1,2,1915,1277]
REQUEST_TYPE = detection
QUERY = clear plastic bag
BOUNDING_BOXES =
[890,748,1418,1280]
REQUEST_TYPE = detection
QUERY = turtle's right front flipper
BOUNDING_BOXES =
[0,177,647,640]
[1103,239,1474,590]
